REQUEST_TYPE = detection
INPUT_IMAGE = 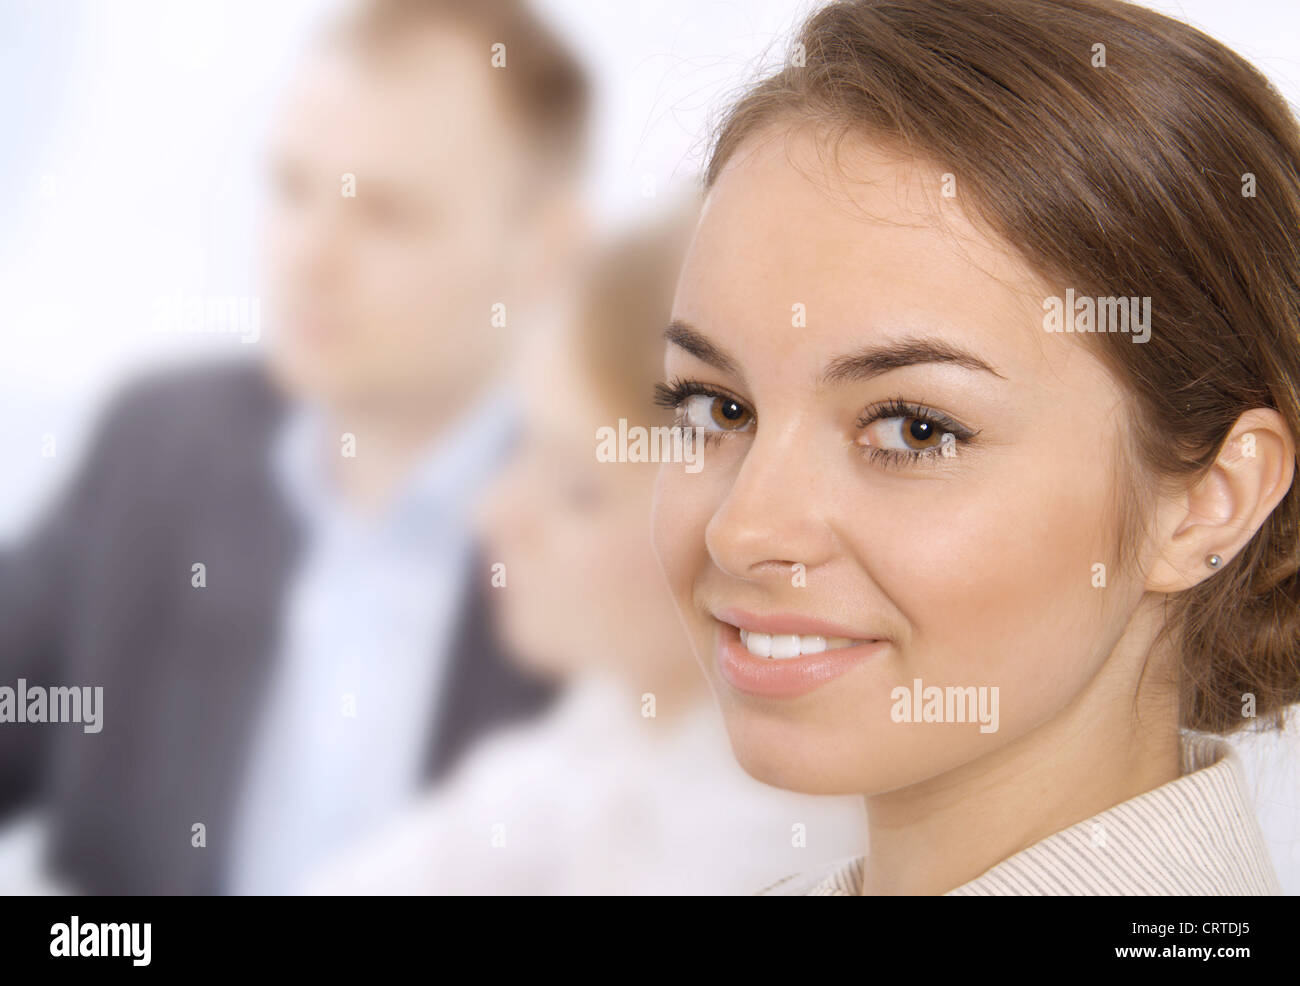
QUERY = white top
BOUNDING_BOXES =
[306,671,868,894]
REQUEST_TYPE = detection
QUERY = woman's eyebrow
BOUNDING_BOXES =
[664,319,741,376]
[666,319,1004,385]
[823,336,1006,384]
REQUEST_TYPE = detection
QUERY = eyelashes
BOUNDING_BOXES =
[652,376,741,412]
[853,396,979,467]
[652,378,753,448]
[651,376,980,467]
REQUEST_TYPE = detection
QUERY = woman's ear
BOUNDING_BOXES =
[1144,407,1296,593]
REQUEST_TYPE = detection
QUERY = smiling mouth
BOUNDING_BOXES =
[711,613,889,698]
[736,629,875,660]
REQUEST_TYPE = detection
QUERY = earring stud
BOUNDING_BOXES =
[1207,554,1222,568]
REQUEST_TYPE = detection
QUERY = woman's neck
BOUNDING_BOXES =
[859,618,1182,895]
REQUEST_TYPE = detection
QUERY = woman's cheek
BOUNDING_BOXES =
[870,474,1117,726]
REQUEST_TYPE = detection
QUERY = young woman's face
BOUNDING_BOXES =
[652,123,1147,795]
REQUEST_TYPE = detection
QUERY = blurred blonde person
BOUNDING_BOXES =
[306,202,867,894]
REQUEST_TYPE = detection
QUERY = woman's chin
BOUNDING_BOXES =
[720,717,866,796]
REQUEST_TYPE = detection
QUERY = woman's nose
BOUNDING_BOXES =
[703,425,838,583]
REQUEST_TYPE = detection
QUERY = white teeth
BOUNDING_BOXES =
[738,628,869,659]
[770,634,800,659]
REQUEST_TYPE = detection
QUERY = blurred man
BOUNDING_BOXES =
[0,0,589,894]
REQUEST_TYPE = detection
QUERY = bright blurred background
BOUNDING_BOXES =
[4,0,1300,536]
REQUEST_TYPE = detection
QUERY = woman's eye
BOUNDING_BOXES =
[858,415,957,455]
[681,393,754,432]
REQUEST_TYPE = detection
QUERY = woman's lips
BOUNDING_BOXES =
[713,618,889,698]
[712,606,882,641]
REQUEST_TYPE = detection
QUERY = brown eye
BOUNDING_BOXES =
[709,395,753,430]
[855,400,975,468]
[858,415,952,453]
[677,393,755,434]
[900,417,940,449]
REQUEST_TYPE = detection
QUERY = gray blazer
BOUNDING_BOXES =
[0,359,559,893]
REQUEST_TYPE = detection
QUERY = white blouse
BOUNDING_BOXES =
[306,671,868,894]
[757,731,1282,895]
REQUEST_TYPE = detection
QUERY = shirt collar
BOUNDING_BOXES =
[795,732,1281,896]
[270,377,517,543]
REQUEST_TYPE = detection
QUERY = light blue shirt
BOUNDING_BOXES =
[223,382,516,894]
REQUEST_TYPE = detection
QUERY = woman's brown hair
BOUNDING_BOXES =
[704,0,1300,734]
